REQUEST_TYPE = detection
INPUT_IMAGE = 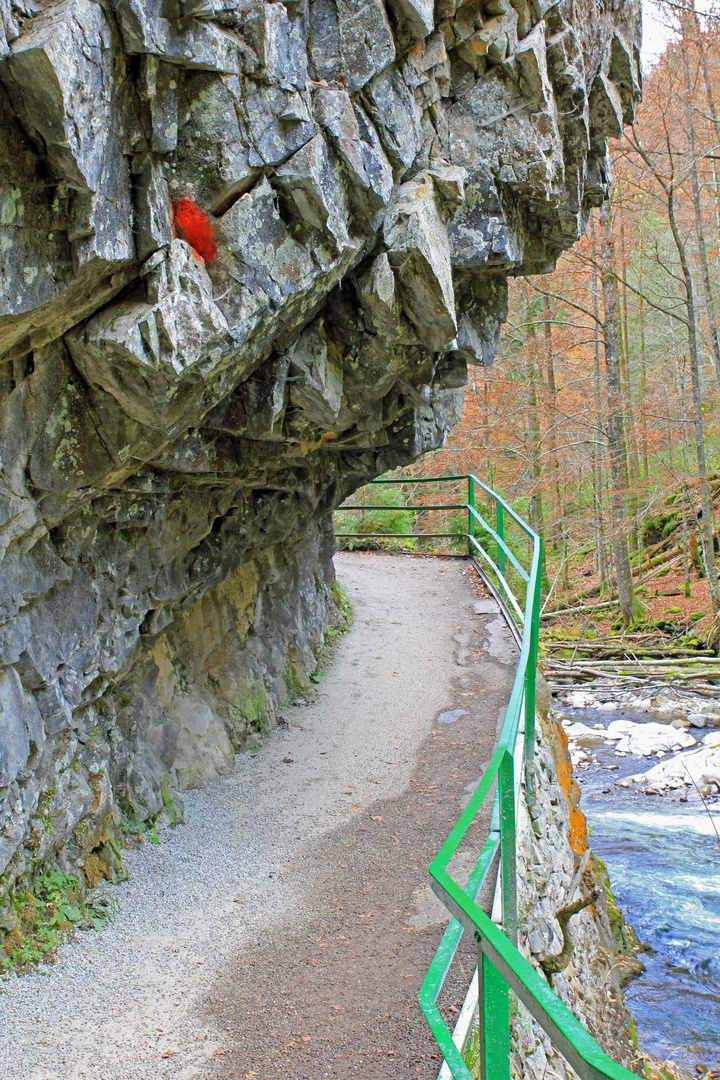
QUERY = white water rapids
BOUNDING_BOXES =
[557,693,720,1073]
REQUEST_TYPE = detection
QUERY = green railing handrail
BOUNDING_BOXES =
[334,474,637,1080]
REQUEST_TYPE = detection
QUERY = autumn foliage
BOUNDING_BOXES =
[407,8,720,624]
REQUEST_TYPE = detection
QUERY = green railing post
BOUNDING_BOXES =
[477,946,511,1080]
[496,501,505,575]
[499,749,517,947]
[524,536,543,803]
[468,475,475,557]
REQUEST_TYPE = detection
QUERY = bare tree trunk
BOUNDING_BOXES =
[694,11,720,243]
[682,497,691,597]
[542,295,562,549]
[482,371,494,514]
[590,216,609,593]
[525,288,543,534]
[614,192,642,561]
[674,352,693,598]
[617,185,631,370]
[524,288,551,594]
[666,176,720,612]
[638,254,650,484]
[681,35,720,391]
[600,202,642,624]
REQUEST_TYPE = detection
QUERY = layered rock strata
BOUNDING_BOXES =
[0,0,640,897]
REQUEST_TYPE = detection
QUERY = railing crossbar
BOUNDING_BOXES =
[467,505,529,583]
[339,504,469,511]
[368,474,536,541]
[335,532,465,538]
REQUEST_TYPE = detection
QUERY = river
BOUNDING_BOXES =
[555,694,720,1074]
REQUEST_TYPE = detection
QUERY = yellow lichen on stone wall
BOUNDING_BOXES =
[544,714,588,856]
[176,561,260,678]
[536,673,587,854]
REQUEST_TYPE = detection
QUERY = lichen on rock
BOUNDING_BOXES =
[0,0,639,912]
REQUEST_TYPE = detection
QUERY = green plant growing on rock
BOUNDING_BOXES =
[592,856,645,986]
[303,583,354,691]
[120,788,182,840]
[637,1052,691,1080]
[331,580,352,626]
[464,1024,482,1075]
[0,869,118,973]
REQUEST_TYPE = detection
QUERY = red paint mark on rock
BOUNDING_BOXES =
[173,197,217,263]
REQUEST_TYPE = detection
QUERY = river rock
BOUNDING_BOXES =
[609,722,697,758]
[564,692,600,709]
[651,691,676,712]
[604,720,636,739]
[565,722,605,740]
[627,734,720,794]
[604,718,697,754]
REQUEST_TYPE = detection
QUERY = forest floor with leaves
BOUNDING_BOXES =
[547,561,712,640]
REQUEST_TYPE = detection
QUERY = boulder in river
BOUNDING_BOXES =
[626,734,720,794]
[604,721,697,758]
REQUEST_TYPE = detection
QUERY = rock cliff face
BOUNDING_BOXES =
[0,0,639,893]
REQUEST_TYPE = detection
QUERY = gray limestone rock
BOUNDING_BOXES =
[385,173,458,351]
[0,666,43,787]
[2,0,134,266]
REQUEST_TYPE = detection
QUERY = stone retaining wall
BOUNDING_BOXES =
[512,684,640,1078]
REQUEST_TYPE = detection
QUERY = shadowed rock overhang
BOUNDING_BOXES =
[0,0,640,891]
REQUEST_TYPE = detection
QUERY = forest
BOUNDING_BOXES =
[339,2,720,671]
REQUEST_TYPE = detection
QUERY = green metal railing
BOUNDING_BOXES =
[336,474,637,1080]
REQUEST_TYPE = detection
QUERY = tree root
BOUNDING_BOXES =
[539,887,602,981]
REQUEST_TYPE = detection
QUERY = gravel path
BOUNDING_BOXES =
[0,554,517,1080]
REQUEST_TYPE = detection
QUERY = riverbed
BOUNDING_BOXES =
[555,690,720,1074]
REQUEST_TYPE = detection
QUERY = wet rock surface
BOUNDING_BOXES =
[0,0,639,899]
